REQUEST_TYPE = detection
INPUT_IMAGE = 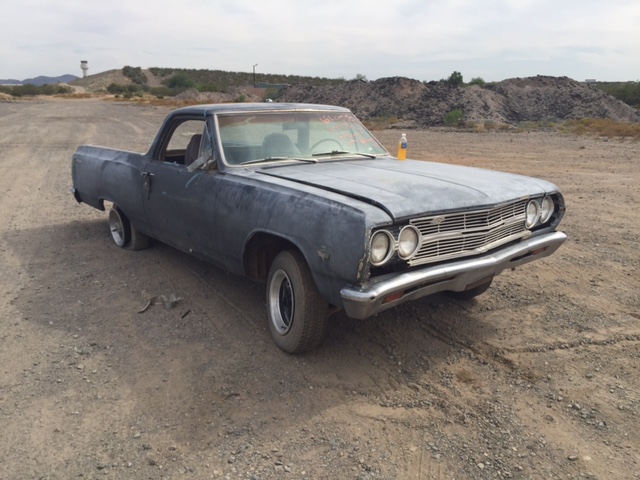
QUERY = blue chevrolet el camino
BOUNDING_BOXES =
[71,103,566,353]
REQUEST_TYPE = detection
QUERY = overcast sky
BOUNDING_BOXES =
[1,0,638,82]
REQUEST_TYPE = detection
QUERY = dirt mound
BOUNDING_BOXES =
[174,88,262,103]
[70,68,165,92]
[70,69,131,92]
[279,75,640,126]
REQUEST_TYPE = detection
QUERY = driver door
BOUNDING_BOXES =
[141,117,218,255]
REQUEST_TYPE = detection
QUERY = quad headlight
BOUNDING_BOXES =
[525,200,540,228]
[526,196,555,229]
[370,230,395,266]
[397,226,421,259]
[370,226,422,266]
[539,196,554,224]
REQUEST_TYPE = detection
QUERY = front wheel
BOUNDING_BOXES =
[266,250,328,353]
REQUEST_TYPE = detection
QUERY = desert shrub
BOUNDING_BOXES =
[167,73,195,89]
[107,83,143,94]
[468,77,486,86]
[235,94,246,103]
[593,81,640,108]
[562,118,640,139]
[107,83,126,94]
[122,66,147,85]
[444,109,463,126]
[447,71,464,87]
[152,67,345,92]
[8,84,38,96]
[148,86,174,97]
[149,67,171,77]
[0,83,71,97]
[197,83,219,93]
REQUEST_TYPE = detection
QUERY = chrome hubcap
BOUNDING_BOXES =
[109,211,125,247]
[269,270,294,334]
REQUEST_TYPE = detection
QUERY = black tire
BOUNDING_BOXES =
[445,278,493,300]
[129,223,150,251]
[266,250,328,353]
[108,207,130,248]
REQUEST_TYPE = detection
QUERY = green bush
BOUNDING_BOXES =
[148,86,175,97]
[468,77,486,86]
[122,66,147,85]
[447,71,464,87]
[107,83,143,94]
[196,82,224,93]
[152,67,346,92]
[593,81,640,108]
[0,83,72,97]
[444,109,464,126]
[167,73,195,89]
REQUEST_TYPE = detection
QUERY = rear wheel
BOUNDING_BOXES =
[108,206,149,250]
[108,207,130,248]
[266,250,328,353]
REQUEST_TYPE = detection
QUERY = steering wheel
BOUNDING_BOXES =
[310,138,343,152]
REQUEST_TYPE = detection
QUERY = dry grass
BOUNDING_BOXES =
[362,116,400,130]
[561,118,640,139]
[55,93,95,99]
[106,95,198,107]
[468,118,640,139]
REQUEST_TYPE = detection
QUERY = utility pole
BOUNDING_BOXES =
[253,64,258,88]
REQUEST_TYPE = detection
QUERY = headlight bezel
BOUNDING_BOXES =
[525,200,540,229]
[539,196,555,224]
[369,225,422,266]
[526,195,556,230]
[370,229,395,266]
[397,225,421,260]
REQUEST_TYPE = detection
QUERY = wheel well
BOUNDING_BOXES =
[98,198,110,212]
[243,233,299,282]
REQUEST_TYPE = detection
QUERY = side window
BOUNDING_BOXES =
[162,119,206,165]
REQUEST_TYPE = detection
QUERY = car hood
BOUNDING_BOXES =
[257,157,559,220]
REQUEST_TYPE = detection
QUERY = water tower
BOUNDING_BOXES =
[80,60,88,78]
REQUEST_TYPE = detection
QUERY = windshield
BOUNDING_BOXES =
[216,110,388,166]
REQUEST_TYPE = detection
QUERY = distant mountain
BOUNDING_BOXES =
[0,74,78,86]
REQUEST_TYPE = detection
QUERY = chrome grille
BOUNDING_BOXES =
[408,199,530,266]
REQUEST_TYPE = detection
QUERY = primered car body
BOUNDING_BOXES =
[71,103,566,353]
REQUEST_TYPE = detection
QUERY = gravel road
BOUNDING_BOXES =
[0,98,638,479]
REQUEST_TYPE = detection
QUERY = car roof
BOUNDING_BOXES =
[172,102,351,116]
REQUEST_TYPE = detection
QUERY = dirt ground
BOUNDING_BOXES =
[0,98,638,480]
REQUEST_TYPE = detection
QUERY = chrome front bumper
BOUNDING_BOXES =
[340,231,566,320]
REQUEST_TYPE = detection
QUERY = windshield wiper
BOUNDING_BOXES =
[240,157,318,166]
[312,150,376,159]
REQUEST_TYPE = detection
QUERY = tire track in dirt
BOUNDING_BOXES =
[2,98,639,479]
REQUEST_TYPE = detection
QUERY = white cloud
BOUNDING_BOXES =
[1,0,638,81]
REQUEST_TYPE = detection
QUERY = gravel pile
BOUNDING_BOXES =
[278,75,640,126]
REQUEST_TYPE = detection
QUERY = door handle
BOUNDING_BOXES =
[142,172,155,199]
